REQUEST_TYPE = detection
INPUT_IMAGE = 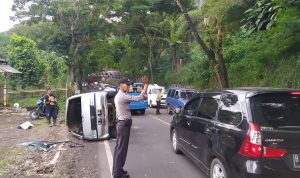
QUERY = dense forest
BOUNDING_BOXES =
[0,0,300,91]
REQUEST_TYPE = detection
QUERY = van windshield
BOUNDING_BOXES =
[180,90,197,99]
[251,94,300,128]
[151,89,160,94]
[129,83,144,93]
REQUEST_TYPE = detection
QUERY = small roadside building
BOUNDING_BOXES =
[0,60,22,107]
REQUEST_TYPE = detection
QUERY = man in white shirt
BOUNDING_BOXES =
[112,76,149,178]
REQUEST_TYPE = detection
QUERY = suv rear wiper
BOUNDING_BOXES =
[277,126,300,129]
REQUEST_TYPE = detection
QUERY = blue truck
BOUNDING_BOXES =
[128,82,148,114]
[116,82,148,114]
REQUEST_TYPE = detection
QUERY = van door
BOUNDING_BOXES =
[192,96,219,165]
[81,92,98,140]
[179,97,201,152]
[81,92,110,140]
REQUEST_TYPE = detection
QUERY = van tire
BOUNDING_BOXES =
[210,158,228,178]
[140,109,145,115]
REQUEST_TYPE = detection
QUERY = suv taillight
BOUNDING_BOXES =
[239,123,262,158]
[239,123,287,158]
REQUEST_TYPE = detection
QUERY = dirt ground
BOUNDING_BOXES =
[0,108,89,178]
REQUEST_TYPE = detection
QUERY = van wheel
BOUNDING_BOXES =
[167,105,173,115]
[210,158,228,178]
[171,129,181,154]
[140,109,145,115]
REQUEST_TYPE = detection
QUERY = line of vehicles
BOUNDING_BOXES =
[32,80,300,178]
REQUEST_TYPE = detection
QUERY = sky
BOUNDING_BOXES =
[0,0,17,32]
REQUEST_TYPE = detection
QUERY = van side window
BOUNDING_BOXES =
[170,90,175,97]
[218,94,242,126]
[175,91,179,99]
[167,90,172,97]
[183,98,200,116]
[198,97,218,119]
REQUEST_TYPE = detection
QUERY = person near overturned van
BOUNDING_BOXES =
[156,88,163,115]
[41,88,58,127]
[113,76,149,178]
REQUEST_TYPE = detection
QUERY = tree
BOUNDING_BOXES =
[175,0,229,88]
[8,34,46,88]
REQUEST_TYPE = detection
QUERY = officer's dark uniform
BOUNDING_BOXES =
[113,78,146,178]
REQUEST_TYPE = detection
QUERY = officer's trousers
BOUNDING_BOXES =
[112,119,132,177]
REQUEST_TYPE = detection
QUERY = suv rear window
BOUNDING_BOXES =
[251,94,300,128]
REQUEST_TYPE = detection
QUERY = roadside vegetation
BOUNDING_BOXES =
[0,0,299,102]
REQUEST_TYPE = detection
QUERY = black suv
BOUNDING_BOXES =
[170,88,300,178]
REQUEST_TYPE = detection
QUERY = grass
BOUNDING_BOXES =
[0,147,23,171]
[0,124,12,129]
[0,159,16,171]
[9,97,66,113]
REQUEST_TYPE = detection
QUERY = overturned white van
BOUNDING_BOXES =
[65,91,117,140]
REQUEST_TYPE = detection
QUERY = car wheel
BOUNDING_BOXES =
[167,105,173,115]
[210,158,228,178]
[171,129,181,154]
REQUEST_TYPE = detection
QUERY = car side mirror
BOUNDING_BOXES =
[175,107,181,114]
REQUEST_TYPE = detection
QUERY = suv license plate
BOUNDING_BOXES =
[293,154,300,168]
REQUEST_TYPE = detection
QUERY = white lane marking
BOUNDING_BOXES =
[104,140,113,178]
[148,114,170,126]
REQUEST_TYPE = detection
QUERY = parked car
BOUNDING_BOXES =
[170,88,300,178]
[128,82,148,114]
[166,87,198,114]
[65,91,117,140]
[147,84,167,108]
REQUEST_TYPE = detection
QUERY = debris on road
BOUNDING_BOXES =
[17,141,53,152]
[17,121,34,130]
[47,151,61,166]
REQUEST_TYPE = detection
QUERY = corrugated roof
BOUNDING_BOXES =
[0,65,22,74]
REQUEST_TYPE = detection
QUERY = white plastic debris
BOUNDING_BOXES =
[18,121,34,130]
[47,151,61,166]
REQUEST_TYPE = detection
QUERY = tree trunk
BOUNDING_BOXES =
[175,0,229,88]
[216,26,229,88]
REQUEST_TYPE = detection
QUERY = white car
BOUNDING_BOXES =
[147,84,167,108]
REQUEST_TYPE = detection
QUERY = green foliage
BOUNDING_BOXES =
[5,0,300,91]
[8,34,46,89]
[241,0,281,34]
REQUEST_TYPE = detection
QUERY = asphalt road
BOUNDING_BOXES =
[75,108,208,178]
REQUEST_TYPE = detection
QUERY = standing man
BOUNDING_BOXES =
[112,76,149,178]
[156,88,163,115]
[41,88,58,127]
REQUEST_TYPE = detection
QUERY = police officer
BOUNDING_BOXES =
[156,88,163,115]
[112,76,149,178]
